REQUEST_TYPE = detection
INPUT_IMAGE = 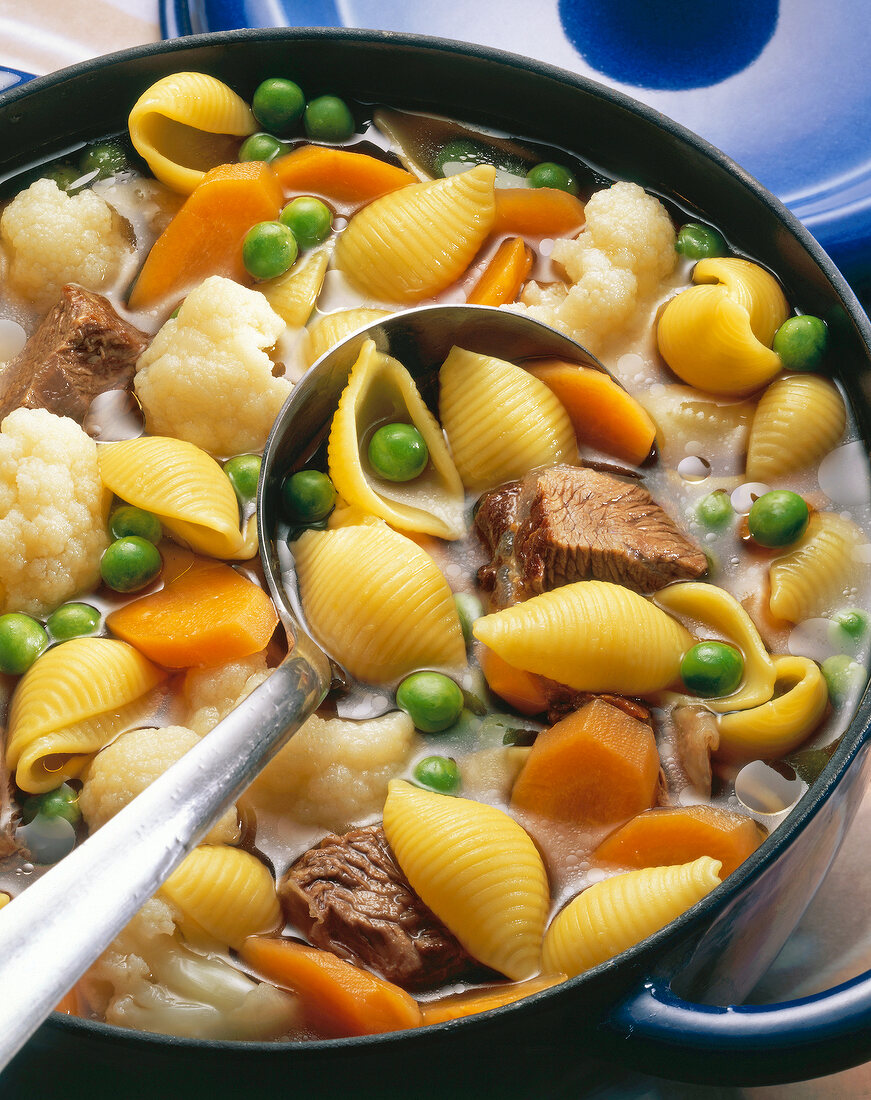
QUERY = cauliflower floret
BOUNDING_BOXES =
[0,407,108,616]
[519,180,676,354]
[183,651,271,736]
[81,896,299,1040]
[134,276,290,457]
[0,178,130,308]
[79,725,239,845]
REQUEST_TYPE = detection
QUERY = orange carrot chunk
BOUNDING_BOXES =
[479,645,548,716]
[239,936,422,1038]
[492,187,585,238]
[421,974,566,1026]
[526,358,657,466]
[510,698,660,825]
[273,145,415,206]
[106,562,278,669]
[593,805,766,879]
[467,236,534,306]
[54,987,80,1015]
[128,160,284,310]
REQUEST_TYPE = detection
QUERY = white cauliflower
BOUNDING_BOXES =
[81,896,299,1040]
[0,407,108,616]
[0,178,130,308]
[79,725,239,845]
[134,276,290,458]
[519,181,676,354]
[183,651,271,736]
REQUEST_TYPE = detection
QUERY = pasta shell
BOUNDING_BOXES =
[383,780,549,980]
[657,258,789,397]
[161,845,281,948]
[769,512,870,622]
[439,346,576,492]
[7,638,166,793]
[746,373,846,482]
[334,165,496,303]
[327,339,465,539]
[293,522,466,683]
[541,857,722,977]
[472,580,693,694]
[305,308,390,367]
[128,73,256,194]
[261,246,331,328]
[99,436,256,560]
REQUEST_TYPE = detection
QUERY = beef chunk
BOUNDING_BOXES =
[476,465,707,609]
[0,284,148,423]
[539,678,651,726]
[279,823,475,991]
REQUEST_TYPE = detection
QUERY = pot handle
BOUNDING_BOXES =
[604,968,871,1083]
[0,67,34,92]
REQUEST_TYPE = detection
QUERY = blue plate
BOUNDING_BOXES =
[160,0,871,286]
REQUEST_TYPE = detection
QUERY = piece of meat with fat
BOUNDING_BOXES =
[279,823,476,991]
[671,705,720,797]
[0,284,148,423]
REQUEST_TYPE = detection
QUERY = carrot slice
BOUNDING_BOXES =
[127,160,284,311]
[421,974,566,1026]
[526,358,657,466]
[273,145,415,206]
[467,236,534,306]
[54,988,80,1015]
[239,936,422,1038]
[106,561,278,668]
[492,187,585,238]
[479,645,548,716]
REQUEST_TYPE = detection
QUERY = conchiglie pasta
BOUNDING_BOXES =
[293,522,466,682]
[383,780,549,981]
[472,580,693,694]
[260,246,331,328]
[128,73,257,194]
[161,846,281,948]
[99,436,256,560]
[746,373,846,482]
[439,346,577,492]
[7,638,166,793]
[327,340,465,539]
[334,165,496,303]
[657,258,789,396]
[769,512,870,622]
[305,308,390,367]
[541,857,722,977]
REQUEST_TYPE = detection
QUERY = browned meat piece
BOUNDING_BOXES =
[279,823,476,991]
[0,284,148,423]
[671,705,720,797]
[475,465,707,609]
[539,677,651,726]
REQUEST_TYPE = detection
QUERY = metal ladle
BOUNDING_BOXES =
[0,304,604,1069]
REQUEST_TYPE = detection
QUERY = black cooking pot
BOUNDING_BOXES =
[2,28,871,1099]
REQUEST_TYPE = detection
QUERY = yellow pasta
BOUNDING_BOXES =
[334,165,496,303]
[161,845,281,948]
[293,522,466,682]
[99,436,256,560]
[439,346,577,492]
[383,780,549,981]
[746,373,846,482]
[717,655,828,760]
[0,893,9,911]
[541,857,722,977]
[305,308,390,367]
[261,246,330,328]
[472,580,693,694]
[327,340,466,539]
[769,512,870,622]
[128,72,256,194]
[7,639,166,793]
[657,258,790,396]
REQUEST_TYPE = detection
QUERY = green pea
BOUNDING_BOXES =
[680,641,744,698]
[0,613,48,675]
[396,671,464,733]
[242,221,299,280]
[22,782,81,827]
[526,161,579,195]
[252,78,306,134]
[46,602,101,641]
[79,140,128,180]
[367,423,428,482]
[279,196,333,248]
[434,138,489,176]
[696,490,733,530]
[109,505,162,544]
[223,454,262,506]
[454,592,484,648]
[100,536,162,593]
[303,96,355,143]
[822,654,866,707]
[830,608,869,647]
[281,469,337,525]
[412,755,461,795]
[44,164,81,192]
[19,812,77,865]
[676,222,728,260]
[747,490,809,548]
[239,132,284,163]
[773,315,828,372]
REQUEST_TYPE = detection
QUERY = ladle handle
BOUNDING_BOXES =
[0,653,327,1072]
